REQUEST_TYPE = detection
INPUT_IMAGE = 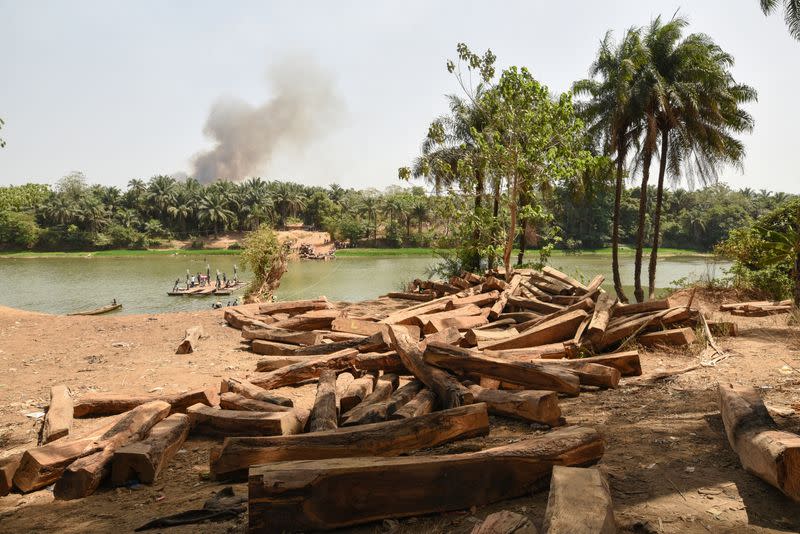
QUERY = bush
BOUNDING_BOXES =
[188,238,205,250]
[105,223,148,249]
[35,225,94,251]
[0,210,40,250]
[227,241,243,250]
[241,227,288,302]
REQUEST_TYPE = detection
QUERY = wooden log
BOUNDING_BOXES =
[224,309,273,330]
[472,510,536,534]
[483,310,589,350]
[421,326,463,348]
[387,325,473,409]
[390,388,437,420]
[413,303,483,325]
[220,377,293,407]
[248,425,603,532]
[425,342,580,395]
[331,317,384,336]
[466,383,561,426]
[381,296,454,325]
[0,453,22,496]
[637,327,696,347]
[187,404,305,437]
[43,384,73,444]
[249,348,360,389]
[250,339,301,356]
[542,466,616,534]
[542,266,588,293]
[341,380,423,426]
[258,297,331,315]
[508,296,564,314]
[465,327,519,347]
[450,291,500,309]
[110,413,189,485]
[719,299,792,311]
[212,403,489,481]
[542,361,620,389]
[254,355,315,372]
[308,370,338,432]
[320,331,367,342]
[483,276,509,292]
[514,298,595,332]
[385,291,436,302]
[242,327,323,345]
[585,274,605,293]
[73,387,219,418]
[340,373,377,413]
[219,392,291,412]
[461,271,483,284]
[291,336,369,355]
[489,274,523,319]
[354,352,407,374]
[51,401,171,499]
[614,298,671,316]
[176,325,205,354]
[588,292,614,336]
[269,312,341,331]
[486,343,569,360]
[719,383,800,501]
[543,351,641,377]
[424,313,489,334]
[497,312,541,323]
[449,276,472,289]
[594,307,691,350]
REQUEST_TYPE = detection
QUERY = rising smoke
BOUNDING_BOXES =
[191,56,342,183]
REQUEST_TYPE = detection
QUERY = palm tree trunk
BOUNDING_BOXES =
[648,129,669,299]
[612,146,628,303]
[634,137,655,303]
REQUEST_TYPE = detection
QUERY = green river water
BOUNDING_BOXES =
[0,253,729,315]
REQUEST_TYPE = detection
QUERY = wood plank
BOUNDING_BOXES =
[466,383,561,426]
[249,349,359,389]
[381,296,455,325]
[719,383,800,501]
[110,413,189,485]
[450,291,500,309]
[542,266,588,293]
[482,310,589,350]
[187,404,306,437]
[219,377,293,407]
[507,296,564,314]
[73,387,219,418]
[247,425,604,532]
[637,327,696,347]
[424,314,490,334]
[331,317,384,336]
[385,291,436,302]
[489,274,523,319]
[43,384,73,443]
[389,388,437,420]
[465,327,519,347]
[176,325,205,354]
[307,370,338,432]
[258,297,332,315]
[485,343,569,360]
[542,351,641,377]
[542,361,620,389]
[219,392,291,412]
[250,339,301,356]
[268,312,341,331]
[224,309,273,330]
[542,466,616,533]
[340,373,376,413]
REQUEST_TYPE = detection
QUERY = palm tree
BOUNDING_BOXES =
[411,198,429,234]
[146,175,178,222]
[645,18,757,298]
[760,0,800,39]
[197,191,235,235]
[574,28,646,302]
[359,193,381,244]
[271,182,307,227]
[43,195,80,226]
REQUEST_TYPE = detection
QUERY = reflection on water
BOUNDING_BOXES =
[0,253,729,315]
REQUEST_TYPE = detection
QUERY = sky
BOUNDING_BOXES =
[1,0,798,193]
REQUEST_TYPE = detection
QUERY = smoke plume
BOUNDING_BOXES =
[191,56,342,183]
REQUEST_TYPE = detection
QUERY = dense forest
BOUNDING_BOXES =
[0,172,792,255]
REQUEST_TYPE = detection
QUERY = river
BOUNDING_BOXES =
[0,253,729,315]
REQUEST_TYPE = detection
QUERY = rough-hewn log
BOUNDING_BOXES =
[542,266,588,294]
[420,326,463,348]
[176,325,206,354]
[354,352,407,374]
[51,401,171,499]
[542,466,616,534]
[450,291,500,309]
[542,361,620,389]
[588,292,614,336]
[250,339,301,355]
[212,403,489,481]
[269,311,341,331]
[242,327,323,346]
[465,327,519,347]
[414,304,483,327]
[219,392,291,412]
[341,380,423,427]
[387,326,473,409]
[340,373,377,413]
[483,310,589,350]
[258,297,331,315]
[543,351,641,377]
[424,314,489,334]
[472,510,536,534]
[389,388,437,420]
[291,337,368,355]
[224,309,272,330]
[248,425,604,532]
[187,404,306,437]
[514,298,595,332]
[385,291,436,302]
[719,299,792,311]
[307,370,338,432]
[486,343,569,360]
[466,383,561,426]
[489,274,523,319]
[637,327,696,347]
[594,307,692,350]
[110,413,189,485]
[0,453,22,496]
[43,384,73,443]
[496,312,541,323]
[249,349,359,389]
[508,296,564,314]
[219,378,293,407]
[73,387,219,418]
[425,342,580,395]
[380,296,454,325]
[719,383,800,501]
[614,298,671,316]
[254,355,315,372]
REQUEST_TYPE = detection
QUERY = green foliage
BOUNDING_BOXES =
[0,184,51,212]
[0,210,40,249]
[241,226,287,302]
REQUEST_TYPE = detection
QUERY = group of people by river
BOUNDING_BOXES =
[173,263,239,292]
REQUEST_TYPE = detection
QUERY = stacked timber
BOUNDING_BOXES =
[720,299,794,317]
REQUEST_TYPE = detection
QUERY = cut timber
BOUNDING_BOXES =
[542,466,616,534]
[450,291,500,309]
[269,312,341,331]
[0,453,22,496]
[331,317,384,336]
[588,292,614,336]
[110,413,189,485]
[292,336,371,355]
[720,299,792,311]
[472,511,537,534]
[242,327,322,346]
[187,404,305,437]
[51,400,170,499]
[340,374,376,413]
[486,343,569,360]
[220,378,293,407]
[414,303,483,327]
[248,425,604,532]
[254,355,314,372]
[341,381,423,426]
[421,326,463,348]
[507,296,564,314]
[542,266,588,294]
[390,388,437,420]
[638,327,696,347]
[249,348,359,389]
[483,276,509,292]
[614,298,671,316]
[307,370,338,432]
[542,361,620,389]
[212,403,489,481]
[380,296,454,325]
[544,351,641,377]
[224,309,272,330]
[482,310,589,350]
[387,325,473,409]
[449,276,471,289]
[43,384,73,443]
[250,339,300,356]
[424,314,489,334]
[467,383,561,426]
[489,274,523,320]
[258,297,331,315]
[73,387,219,418]
[355,352,406,374]
[425,342,580,395]
[176,325,205,354]
[219,392,291,412]
[386,291,436,302]
[594,307,691,350]
[465,327,519,347]
[719,383,800,501]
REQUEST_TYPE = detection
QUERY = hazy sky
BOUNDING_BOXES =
[1,1,798,193]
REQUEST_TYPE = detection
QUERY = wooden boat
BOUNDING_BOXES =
[68,303,122,316]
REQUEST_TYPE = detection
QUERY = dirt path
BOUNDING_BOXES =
[0,292,799,533]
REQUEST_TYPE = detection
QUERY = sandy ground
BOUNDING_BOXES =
[1,291,800,533]
[166,230,335,255]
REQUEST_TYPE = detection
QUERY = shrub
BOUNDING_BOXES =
[241,227,288,302]
[0,210,40,250]
[227,241,243,250]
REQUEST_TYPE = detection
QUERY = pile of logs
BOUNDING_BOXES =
[720,299,795,317]
[297,242,334,260]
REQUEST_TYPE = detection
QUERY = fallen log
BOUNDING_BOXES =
[466,383,561,426]
[249,348,359,389]
[258,297,331,315]
[219,392,291,412]
[719,383,800,501]
[224,309,273,330]
[472,510,536,534]
[544,351,641,377]
[242,327,323,346]
[176,325,206,354]
[637,327,696,347]
[73,387,219,418]
[212,403,489,481]
[219,378,293,407]
[341,380,423,426]
[614,298,671,316]
[187,404,306,437]
[508,296,564,314]
[542,465,616,534]
[450,291,500,309]
[250,339,301,356]
[269,311,341,331]
[588,292,614,336]
[43,384,73,443]
[0,453,22,496]
[424,313,489,334]
[483,310,589,350]
[248,425,604,532]
[340,373,377,413]
[489,274,523,319]
[51,400,171,499]
[389,388,437,420]
[387,325,473,409]
[331,317,384,336]
[254,355,315,372]
[385,291,436,302]
[110,413,190,485]
[307,370,338,432]
[542,266,588,294]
